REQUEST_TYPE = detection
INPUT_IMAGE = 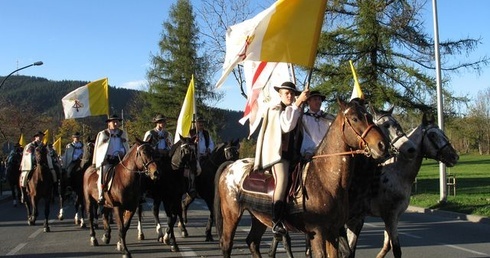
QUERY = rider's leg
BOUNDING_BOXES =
[97,166,105,204]
[271,160,289,236]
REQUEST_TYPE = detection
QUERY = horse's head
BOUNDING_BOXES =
[172,135,198,172]
[134,138,159,180]
[419,112,459,167]
[338,99,390,161]
[370,105,416,160]
[34,145,48,165]
[224,139,240,161]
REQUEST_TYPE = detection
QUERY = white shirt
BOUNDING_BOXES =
[196,130,215,156]
[301,110,333,156]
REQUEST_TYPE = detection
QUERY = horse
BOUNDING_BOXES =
[136,135,198,252]
[83,138,159,258]
[344,111,459,258]
[60,137,95,227]
[268,105,419,258]
[23,145,54,232]
[5,148,23,207]
[179,139,240,241]
[214,99,390,258]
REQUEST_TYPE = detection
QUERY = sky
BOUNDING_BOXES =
[1,0,489,113]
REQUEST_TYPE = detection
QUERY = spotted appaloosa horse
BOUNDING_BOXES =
[83,139,159,258]
[215,99,390,258]
[344,112,459,258]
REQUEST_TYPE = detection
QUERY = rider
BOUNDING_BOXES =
[143,114,173,157]
[254,81,308,236]
[19,131,46,202]
[62,132,84,181]
[189,116,214,193]
[93,114,129,204]
[300,90,335,160]
[5,143,23,181]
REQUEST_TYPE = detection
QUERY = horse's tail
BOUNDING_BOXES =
[214,160,234,239]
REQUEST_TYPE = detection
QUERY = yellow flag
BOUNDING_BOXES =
[53,137,62,155]
[18,134,27,147]
[43,129,51,145]
[174,75,195,143]
[349,60,365,100]
[62,78,109,119]
[216,0,327,88]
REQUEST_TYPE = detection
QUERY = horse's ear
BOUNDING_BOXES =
[422,112,435,126]
[337,97,347,110]
[368,103,376,116]
[134,137,145,145]
[387,105,394,115]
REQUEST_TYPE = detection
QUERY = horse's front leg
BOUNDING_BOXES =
[152,198,165,242]
[43,196,51,232]
[136,203,145,240]
[29,196,39,226]
[57,180,64,220]
[181,192,194,224]
[117,208,136,258]
[101,207,112,245]
[24,195,33,225]
[163,212,179,252]
[203,195,214,241]
[377,215,401,258]
[308,229,327,258]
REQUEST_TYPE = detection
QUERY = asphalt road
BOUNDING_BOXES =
[0,192,489,258]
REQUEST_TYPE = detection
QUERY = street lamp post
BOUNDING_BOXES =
[0,61,43,90]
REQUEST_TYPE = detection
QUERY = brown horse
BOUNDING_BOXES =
[214,99,390,258]
[344,112,459,258]
[83,139,159,258]
[23,145,54,232]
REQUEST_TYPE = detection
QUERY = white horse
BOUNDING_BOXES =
[345,112,459,258]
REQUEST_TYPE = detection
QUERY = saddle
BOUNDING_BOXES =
[241,161,305,206]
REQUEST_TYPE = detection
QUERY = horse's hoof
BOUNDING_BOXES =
[102,234,110,244]
[116,241,123,251]
[75,218,80,225]
[138,233,145,241]
[58,215,64,220]
[171,245,180,252]
[163,234,170,245]
[157,236,163,243]
[44,226,50,233]
[28,220,35,226]
[122,253,132,258]
[205,235,214,242]
[181,230,188,238]
[91,238,99,246]
[80,223,86,229]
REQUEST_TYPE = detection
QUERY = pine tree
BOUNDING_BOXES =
[139,0,219,137]
[315,0,488,112]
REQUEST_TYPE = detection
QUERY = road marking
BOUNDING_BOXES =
[28,228,43,238]
[444,244,489,256]
[6,243,27,256]
[179,246,198,257]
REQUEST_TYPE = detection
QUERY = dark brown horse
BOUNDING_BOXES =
[214,99,390,258]
[83,139,159,258]
[23,145,54,232]
[344,112,459,258]
[5,147,23,207]
[136,135,198,252]
[179,139,240,241]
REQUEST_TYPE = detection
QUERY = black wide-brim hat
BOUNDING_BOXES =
[308,90,326,101]
[273,81,300,96]
[33,131,45,137]
[106,114,122,123]
[192,117,206,123]
[72,132,81,138]
[152,114,167,123]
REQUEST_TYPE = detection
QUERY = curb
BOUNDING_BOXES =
[407,205,490,225]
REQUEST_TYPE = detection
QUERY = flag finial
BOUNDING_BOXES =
[349,60,364,101]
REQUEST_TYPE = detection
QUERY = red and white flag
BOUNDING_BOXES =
[240,61,290,136]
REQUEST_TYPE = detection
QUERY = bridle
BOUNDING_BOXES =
[421,124,451,159]
[119,143,157,175]
[374,114,407,155]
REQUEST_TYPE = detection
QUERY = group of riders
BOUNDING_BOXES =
[4,80,334,237]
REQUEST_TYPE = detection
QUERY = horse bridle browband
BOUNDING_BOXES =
[312,106,377,159]
[374,114,407,153]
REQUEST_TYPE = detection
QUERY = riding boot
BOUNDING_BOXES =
[98,177,105,205]
[272,201,287,236]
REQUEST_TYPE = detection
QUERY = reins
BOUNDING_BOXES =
[311,149,368,159]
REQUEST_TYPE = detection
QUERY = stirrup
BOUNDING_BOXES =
[272,221,287,236]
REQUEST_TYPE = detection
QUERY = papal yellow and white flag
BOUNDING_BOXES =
[174,75,196,143]
[349,60,365,100]
[42,129,51,145]
[62,78,109,119]
[18,134,27,147]
[216,0,327,88]
[53,137,62,155]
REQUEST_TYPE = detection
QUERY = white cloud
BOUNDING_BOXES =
[117,80,147,91]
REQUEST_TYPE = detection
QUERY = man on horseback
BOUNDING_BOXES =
[254,81,308,235]
[300,90,334,160]
[143,114,173,157]
[93,114,129,204]
[189,116,214,193]
[20,131,57,203]
[61,132,84,189]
